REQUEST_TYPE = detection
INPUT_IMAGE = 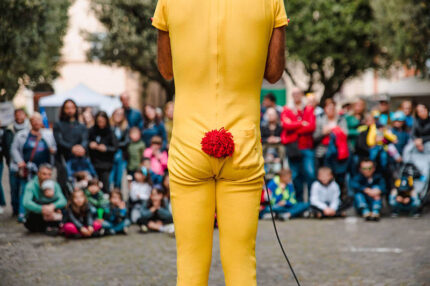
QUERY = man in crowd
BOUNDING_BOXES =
[22,164,66,232]
[120,92,144,129]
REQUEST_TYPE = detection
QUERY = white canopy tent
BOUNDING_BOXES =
[39,83,122,121]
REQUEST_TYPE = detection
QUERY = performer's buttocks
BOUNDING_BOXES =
[152,0,288,285]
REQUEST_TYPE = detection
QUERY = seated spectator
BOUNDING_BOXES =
[141,157,163,185]
[391,111,410,157]
[127,127,146,175]
[73,171,92,190]
[390,176,421,217]
[22,164,66,233]
[66,155,97,181]
[62,189,103,238]
[143,136,168,176]
[412,103,430,152]
[350,159,385,221]
[130,167,153,223]
[88,111,118,193]
[310,167,346,218]
[259,169,309,220]
[84,178,109,219]
[102,190,131,235]
[261,107,283,171]
[280,88,316,202]
[137,185,174,234]
[142,104,167,149]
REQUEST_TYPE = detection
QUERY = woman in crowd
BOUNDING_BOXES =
[88,111,118,193]
[53,99,88,194]
[345,98,366,151]
[110,108,130,188]
[81,107,95,129]
[141,104,167,149]
[412,103,430,152]
[11,113,57,222]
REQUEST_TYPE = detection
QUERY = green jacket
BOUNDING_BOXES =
[127,140,146,171]
[22,176,66,214]
[84,189,109,208]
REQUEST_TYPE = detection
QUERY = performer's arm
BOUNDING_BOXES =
[157,30,173,80]
[264,27,285,84]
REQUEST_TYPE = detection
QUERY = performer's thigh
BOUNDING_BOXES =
[170,178,216,286]
[215,177,263,286]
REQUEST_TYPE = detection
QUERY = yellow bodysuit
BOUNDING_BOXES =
[152,0,288,285]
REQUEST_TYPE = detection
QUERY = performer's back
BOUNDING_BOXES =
[152,0,287,285]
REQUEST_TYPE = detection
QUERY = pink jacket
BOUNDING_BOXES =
[143,147,168,175]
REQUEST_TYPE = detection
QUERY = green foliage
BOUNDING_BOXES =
[285,0,380,101]
[87,0,174,100]
[0,0,70,101]
[372,0,430,77]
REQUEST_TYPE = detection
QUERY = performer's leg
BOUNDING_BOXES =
[170,178,216,286]
[216,177,263,286]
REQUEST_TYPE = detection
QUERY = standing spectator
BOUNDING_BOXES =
[164,101,174,148]
[412,103,430,152]
[261,107,282,144]
[120,92,144,129]
[345,98,366,151]
[88,111,118,193]
[127,127,146,174]
[374,95,393,127]
[261,93,282,121]
[110,107,130,188]
[22,164,66,232]
[141,104,167,149]
[350,159,385,221]
[53,99,88,194]
[11,113,57,222]
[11,108,29,134]
[143,136,168,176]
[81,107,95,129]
[391,111,410,156]
[0,123,13,214]
[400,100,414,131]
[280,87,316,201]
[306,93,324,118]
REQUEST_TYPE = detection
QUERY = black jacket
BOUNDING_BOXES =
[0,127,13,163]
[88,126,118,170]
[261,122,282,144]
[412,117,430,143]
[63,207,94,229]
[53,120,88,161]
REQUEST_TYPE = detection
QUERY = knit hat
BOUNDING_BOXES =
[41,180,55,190]
[392,111,406,122]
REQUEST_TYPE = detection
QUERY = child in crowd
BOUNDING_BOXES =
[137,185,174,234]
[66,155,97,180]
[310,167,345,218]
[259,169,309,220]
[62,189,102,238]
[102,190,131,234]
[390,111,410,157]
[141,157,163,185]
[34,180,64,233]
[84,178,109,219]
[143,136,168,176]
[127,127,146,174]
[350,158,386,221]
[73,171,92,190]
[130,167,153,223]
[390,176,421,217]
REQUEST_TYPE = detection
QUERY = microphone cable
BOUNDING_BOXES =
[263,176,301,286]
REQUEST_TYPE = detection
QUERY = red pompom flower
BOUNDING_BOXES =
[201,127,235,158]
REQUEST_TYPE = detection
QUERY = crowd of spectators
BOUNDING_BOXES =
[0,89,428,238]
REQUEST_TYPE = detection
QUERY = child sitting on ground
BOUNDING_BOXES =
[259,169,309,221]
[390,176,421,218]
[73,171,92,190]
[62,189,103,238]
[143,136,168,176]
[137,185,174,234]
[310,167,346,218]
[130,167,153,223]
[350,158,386,221]
[141,157,163,185]
[127,127,146,174]
[84,178,109,219]
[102,190,131,234]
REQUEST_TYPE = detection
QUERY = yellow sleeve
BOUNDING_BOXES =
[152,0,168,31]
[273,0,288,28]
[367,124,376,147]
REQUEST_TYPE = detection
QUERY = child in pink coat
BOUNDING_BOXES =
[143,136,168,175]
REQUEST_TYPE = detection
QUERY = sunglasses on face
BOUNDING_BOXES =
[361,167,373,171]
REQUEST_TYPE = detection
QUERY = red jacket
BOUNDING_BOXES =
[280,105,316,149]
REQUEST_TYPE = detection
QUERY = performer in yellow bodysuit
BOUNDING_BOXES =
[152,0,288,285]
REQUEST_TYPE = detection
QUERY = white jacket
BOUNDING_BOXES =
[310,180,340,210]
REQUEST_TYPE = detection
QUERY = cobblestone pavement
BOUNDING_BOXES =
[1,181,429,285]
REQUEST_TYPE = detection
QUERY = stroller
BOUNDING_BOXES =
[401,142,430,207]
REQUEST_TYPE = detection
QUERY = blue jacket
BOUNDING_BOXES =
[66,157,97,178]
[350,173,386,194]
[125,108,144,130]
[267,176,297,207]
[141,123,167,149]
[391,127,410,155]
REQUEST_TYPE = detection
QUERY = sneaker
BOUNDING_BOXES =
[279,212,291,221]
[140,225,149,233]
[160,223,175,235]
[370,212,380,221]
[362,211,371,221]
[17,214,26,224]
[261,213,273,220]
[0,206,4,214]
[391,212,399,218]
[411,213,421,219]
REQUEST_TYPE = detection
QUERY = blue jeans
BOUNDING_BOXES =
[390,195,420,215]
[288,149,316,202]
[0,161,6,206]
[109,150,127,188]
[9,170,28,216]
[102,218,131,233]
[354,192,382,214]
[260,202,309,218]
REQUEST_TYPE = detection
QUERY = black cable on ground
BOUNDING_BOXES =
[263,177,301,286]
